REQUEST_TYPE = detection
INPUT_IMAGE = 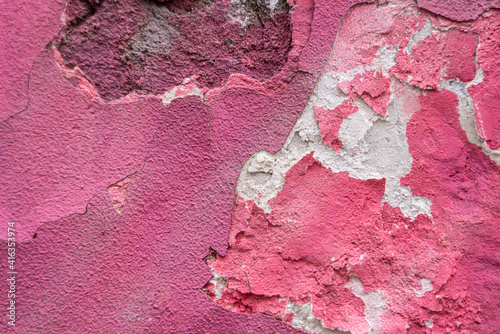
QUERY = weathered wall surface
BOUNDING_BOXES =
[0,0,499,333]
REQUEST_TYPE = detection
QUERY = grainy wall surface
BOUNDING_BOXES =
[1,0,499,333]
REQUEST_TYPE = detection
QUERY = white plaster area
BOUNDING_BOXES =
[403,17,440,55]
[414,278,433,297]
[236,2,500,219]
[347,276,386,334]
[440,70,500,165]
[332,45,399,85]
[237,59,433,218]
[383,178,432,219]
[204,268,228,301]
[159,77,205,106]
[284,302,350,334]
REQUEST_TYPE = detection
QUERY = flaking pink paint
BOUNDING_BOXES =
[401,89,500,332]
[468,11,500,151]
[338,70,391,116]
[208,2,500,333]
[314,101,359,152]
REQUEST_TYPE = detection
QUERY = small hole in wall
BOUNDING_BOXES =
[33,233,37,239]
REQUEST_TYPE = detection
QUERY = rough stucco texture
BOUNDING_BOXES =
[1,0,499,333]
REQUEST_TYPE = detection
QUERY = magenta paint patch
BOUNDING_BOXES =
[56,0,294,100]
[0,52,163,242]
[0,0,65,121]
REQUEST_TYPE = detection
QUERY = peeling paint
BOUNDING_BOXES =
[208,1,500,333]
[55,0,295,101]
[347,276,386,334]
[414,278,433,297]
[107,173,137,213]
[2,0,500,332]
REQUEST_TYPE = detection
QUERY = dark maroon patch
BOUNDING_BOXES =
[56,0,292,100]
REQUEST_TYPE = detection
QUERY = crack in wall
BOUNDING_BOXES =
[2,62,35,123]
